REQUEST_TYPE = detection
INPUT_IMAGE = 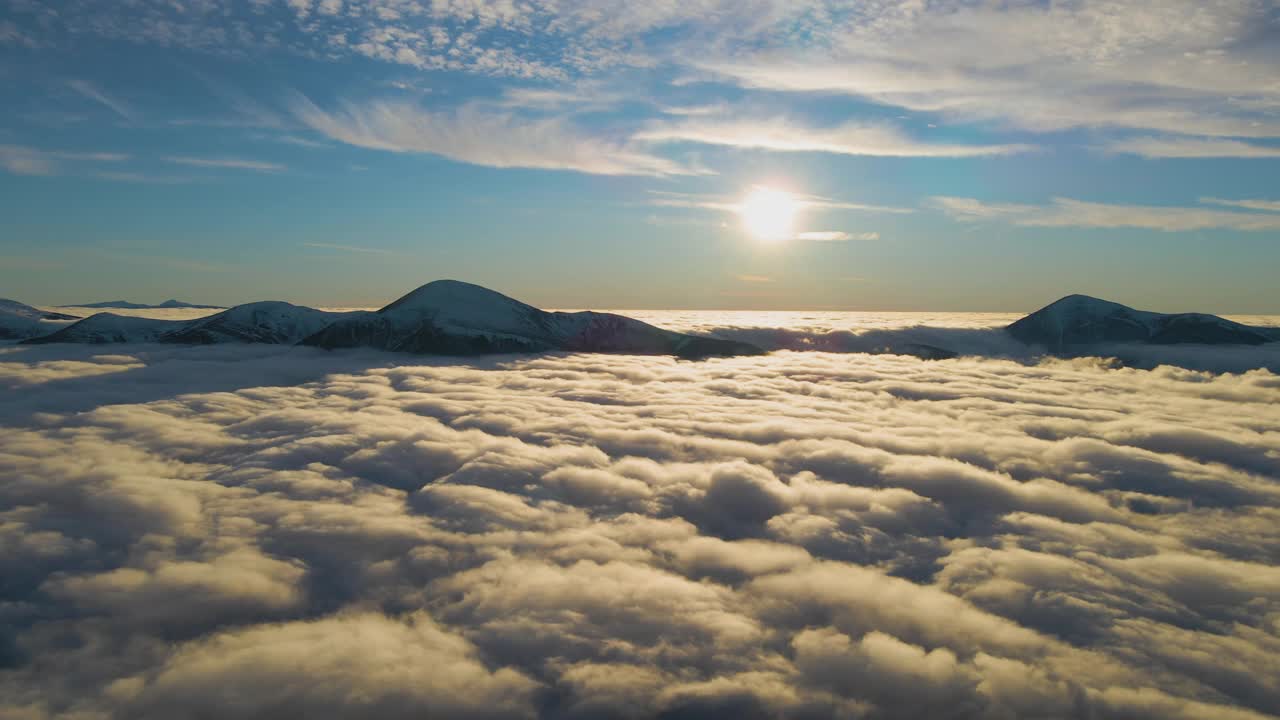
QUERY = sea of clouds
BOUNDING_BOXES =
[2,335,1280,719]
[44,307,1280,373]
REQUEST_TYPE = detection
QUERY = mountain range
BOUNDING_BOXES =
[4,284,1277,358]
[17,280,762,359]
[56,299,226,310]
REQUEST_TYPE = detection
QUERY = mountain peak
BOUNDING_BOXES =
[379,279,537,315]
[1009,294,1276,350]
[1040,294,1132,311]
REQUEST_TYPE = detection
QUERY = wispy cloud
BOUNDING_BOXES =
[0,18,39,48]
[0,145,56,176]
[735,274,773,283]
[1200,197,1280,213]
[165,156,285,172]
[1104,137,1280,159]
[799,194,915,214]
[269,134,331,149]
[637,118,1033,158]
[51,151,130,162]
[293,96,703,177]
[658,103,729,117]
[94,171,197,185]
[186,70,287,129]
[928,197,1038,221]
[1,145,131,176]
[244,131,332,149]
[496,83,623,112]
[796,231,879,241]
[646,193,885,242]
[646,190,738,213]
[300,242,393,255]
[699,3,1280,139]
[17,0,1280,149]
[67,79,135,120]
[648,190,912,216]
[931,196,1280,232]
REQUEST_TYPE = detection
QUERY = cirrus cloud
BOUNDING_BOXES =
[929,196,1280,232]
[637,118,1033,158]
[293,96,707,177]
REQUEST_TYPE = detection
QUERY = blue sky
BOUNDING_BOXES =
[2,0,1279,311]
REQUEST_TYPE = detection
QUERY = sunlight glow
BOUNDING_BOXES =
[739,186,799,242]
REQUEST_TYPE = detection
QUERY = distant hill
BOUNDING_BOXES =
[26,302,350,346]
[1007,294,1280,351]
[57,299,226,310]
[20,280,762,359]
[0,298,79,340]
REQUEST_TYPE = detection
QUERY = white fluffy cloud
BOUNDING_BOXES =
[2,340,1279,719]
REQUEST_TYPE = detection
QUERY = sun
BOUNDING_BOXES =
[739,186,799,242]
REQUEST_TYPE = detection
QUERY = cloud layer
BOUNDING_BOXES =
[2,341,1279,719]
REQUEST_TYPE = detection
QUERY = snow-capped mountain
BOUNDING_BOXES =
[0,298,80,321]
[17,281,761,358]
[301,280,762,358]
[161,302,348,344]
[1007,294,1280,351]
[57,299,225,310]
[0,298,79,340]
[23,313,186,344]
[26,302,349,346]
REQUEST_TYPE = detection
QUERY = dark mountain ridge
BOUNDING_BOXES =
[1007,294,1279,351]
[57,299,226,310]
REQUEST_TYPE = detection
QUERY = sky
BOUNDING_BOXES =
[1,0,1279,312]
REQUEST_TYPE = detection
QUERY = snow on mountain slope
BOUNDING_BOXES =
[25,303,350,346]
[303,279,762,358]
[161,302,350,344]
[0,311,47,341]
[0,298,79,321]
[1008,294,1280,351]
[20,280,761,357]
[379,279,548,333]
[0,298,80,340]
[23,313,184,344]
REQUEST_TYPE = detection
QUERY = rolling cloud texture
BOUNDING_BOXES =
[2,343,1279,719]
